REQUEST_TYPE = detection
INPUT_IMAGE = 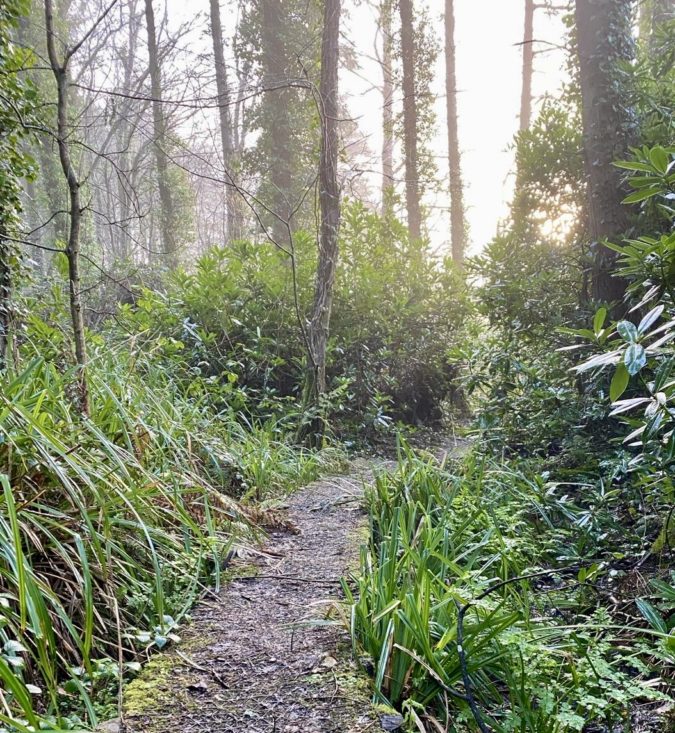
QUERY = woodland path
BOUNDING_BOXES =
[121,440,463,733]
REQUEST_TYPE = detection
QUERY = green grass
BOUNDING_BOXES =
[344,442,674,732]
[0,326,342,731]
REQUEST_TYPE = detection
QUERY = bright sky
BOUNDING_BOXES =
[340,0,569,253]
[168,0,569,254]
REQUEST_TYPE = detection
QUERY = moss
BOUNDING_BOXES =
[124,653,189,718]
[221,561,259,582]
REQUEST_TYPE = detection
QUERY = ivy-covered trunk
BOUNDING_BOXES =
[399,0,422,242]
[444,0,465,267]
[0,236,11,371]
[144,0,177,268]
[302,0,341,445]
[575,0,637,307]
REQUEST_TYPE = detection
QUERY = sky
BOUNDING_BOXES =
[168,0,570,254]
[340,0,570,253]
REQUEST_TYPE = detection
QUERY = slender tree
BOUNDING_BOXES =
[304,0,341,441]
[209,0,242,240]
[44,0,118,412]
[399,0,422,241]
[575,0,637,305]
[520,0,535,132]
[444,0,465,266]
[380,0,394,212]
[144,0,177,266]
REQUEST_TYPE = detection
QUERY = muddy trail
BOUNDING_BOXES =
[122,458,390,733]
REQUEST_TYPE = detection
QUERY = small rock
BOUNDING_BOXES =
[96,720,120,733]
[380,713,405,732]
[187,680,208,694]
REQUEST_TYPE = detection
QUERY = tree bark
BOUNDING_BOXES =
[399,0,422,241]
[45,0,89,414]
[144,0,177,267]
[380,0,394,214]
[444,0,465,267]
[0,235,11,371]
[209,0,243,241]
[575,0,637,305]
[520,0,535,132]
[261,0,294,244]
[303,0,341,443]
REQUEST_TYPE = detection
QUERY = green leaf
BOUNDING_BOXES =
[624,343,647,376]
[593,308,607,335]
[610,363,630,402]
[636,598,667,633]
[649,146,669,174]
[617,320,638,343]
[614,160,658,172]
[622,187,660,204]
[638,304,664,335]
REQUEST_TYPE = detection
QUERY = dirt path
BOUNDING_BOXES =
[123,459,387,733]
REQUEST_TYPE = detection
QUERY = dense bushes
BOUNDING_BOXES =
[119,202,469,436]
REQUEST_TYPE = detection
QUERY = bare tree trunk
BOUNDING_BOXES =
[575,0,637,306]
[303,0,341,444]
[209,0,242,241]
[520,0,535,131]
[380,0,394,214]
[444,0,465,267]
[399,0,422,241]
[144,0,177,267]
[45,0,89,413]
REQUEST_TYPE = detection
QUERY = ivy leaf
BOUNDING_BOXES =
[624,343,647,376]
[3,640,27,654]
[609,363,630,402]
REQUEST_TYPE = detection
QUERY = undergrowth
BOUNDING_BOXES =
[0,319,343,732]
[345,444,675,732]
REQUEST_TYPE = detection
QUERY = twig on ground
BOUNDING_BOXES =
[176,650,229,689]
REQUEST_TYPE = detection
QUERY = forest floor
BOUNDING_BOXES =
[118,456,396,733]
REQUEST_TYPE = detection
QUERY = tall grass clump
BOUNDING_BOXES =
[0,315,342,731]
[344,444,673,732]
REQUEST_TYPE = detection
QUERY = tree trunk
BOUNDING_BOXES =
[0,235,11,371]
[303,0,341,444]
[575,0,637,305]
[380,0,394,214]
[209,0,243,241]
[444,0,465,267]
[520,0,535,132]
[399,0,422,241]
[144,0,177,267]
[45,0,89,414]
[261,0,294,244]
